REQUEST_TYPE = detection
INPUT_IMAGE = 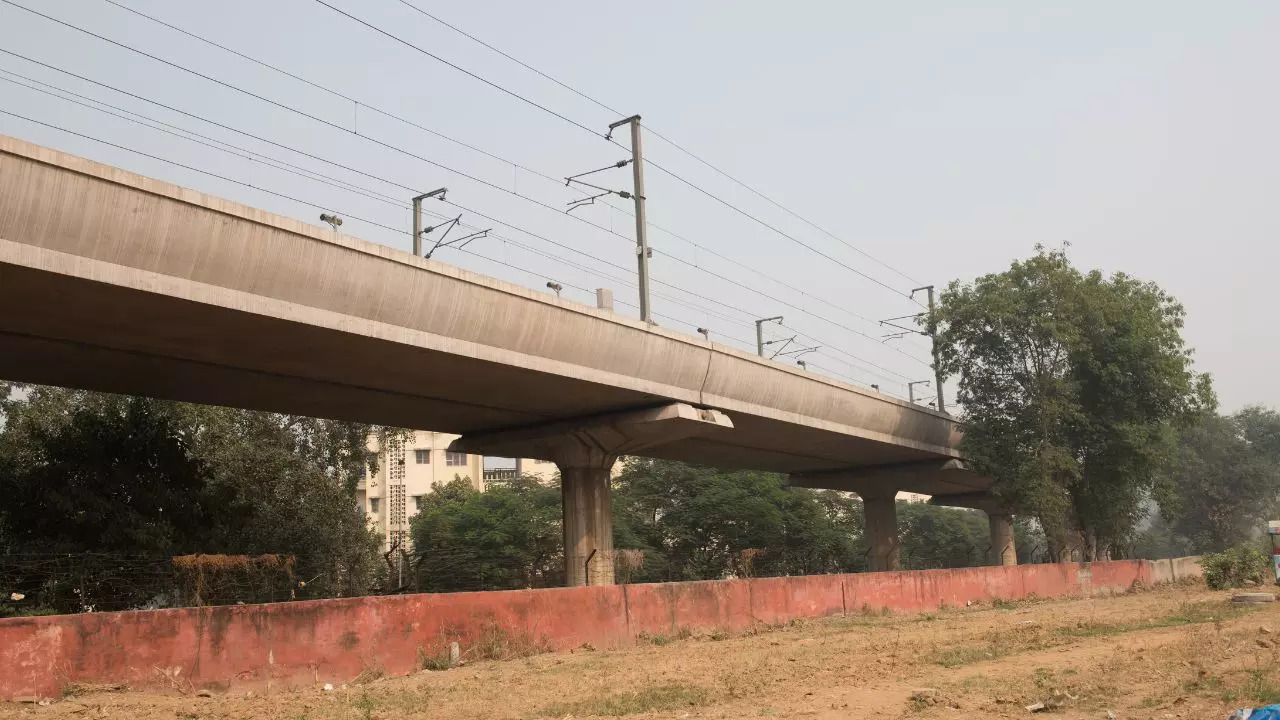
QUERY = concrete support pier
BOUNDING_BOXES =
[788,462,989,574]
[988,513,1017,566]
[862,489,901,572]
[928,492,1018,567]
[560,461,617,586]
[449,403,733,586]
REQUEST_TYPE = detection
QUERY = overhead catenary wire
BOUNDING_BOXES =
[0,109,418,237]
[0,51,868,358]
[0,0,611,232]
[778,323,911,384]
[386,0,924,288]
[310,0,600,138]
[0,70,412,209]
[454,245,759,351]
[25,1,933,363]
[0,8,926,382]
[3,106,915,395]
[0,55,921,384]
[102,0,923,347]
[315,0,924,303]
[97,0,574,192]
[0,105,773,364]
[416,204,760,335]
[0,75,758,342]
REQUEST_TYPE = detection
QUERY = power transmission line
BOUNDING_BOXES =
[0,107,762,359]
[1,104,907,393]
[0,96,768,363]
[39,1,931,359]
[106,0,916,340]
[0,11,927,378]
[310,0,600,137]
[387,0,924,288]
[307,0,923,304]
[5,4,909,352]
[2,49,923,382]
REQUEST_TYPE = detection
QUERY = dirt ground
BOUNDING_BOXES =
[5,582,1280,719]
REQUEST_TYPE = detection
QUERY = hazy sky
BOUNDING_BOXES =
[2,1,1276,411]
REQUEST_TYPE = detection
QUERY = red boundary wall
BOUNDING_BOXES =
[0,560,1172,700]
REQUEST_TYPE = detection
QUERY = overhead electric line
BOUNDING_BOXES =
[0,43,929,370]
[316,0,924,301]
[0,104,778,364]
[1,2,929,382]
[311,0,600,138]
[0,95,798,370]
[70,0,933,357]
[388,0,925,287]
[2,105,909,394]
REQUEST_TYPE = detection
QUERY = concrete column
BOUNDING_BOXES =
[448,403,733,588]
[560,462,615,586]
[862,490,900,572]
[988,513,1017,566]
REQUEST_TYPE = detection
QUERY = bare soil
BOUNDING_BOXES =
[5,582,1278,719]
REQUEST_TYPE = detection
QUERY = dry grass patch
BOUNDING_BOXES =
[539,683,711,717]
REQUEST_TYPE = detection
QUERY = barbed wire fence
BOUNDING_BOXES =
[2,541,1030,618]
[1,552,299,616]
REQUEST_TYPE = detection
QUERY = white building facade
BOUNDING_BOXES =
[357,430,486,553]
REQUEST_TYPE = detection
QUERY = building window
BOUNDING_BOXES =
[369,497,381,514]
[413,495,426,511]
[414,449,431,464]
[445,451,468,466]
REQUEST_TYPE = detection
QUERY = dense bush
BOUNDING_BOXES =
[1202,544,1271,590]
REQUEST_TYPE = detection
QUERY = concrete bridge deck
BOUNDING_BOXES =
[0,135,999,581]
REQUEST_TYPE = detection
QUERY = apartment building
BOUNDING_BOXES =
[357,430,486,553]
[357,431,621,552]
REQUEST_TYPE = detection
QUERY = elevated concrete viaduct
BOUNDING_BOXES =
[0,135,1000,584]
[929,491,1019,566]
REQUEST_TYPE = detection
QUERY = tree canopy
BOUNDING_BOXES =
[0,384,384,611]
[610,458,864,581]
[410,474,563,592]
[1149,406,1280,553]
[403,458,1019,592]
[935,247,1213,560]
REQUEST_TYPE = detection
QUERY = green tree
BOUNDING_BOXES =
[410,475,562,592]
[935,247,1211,560]
[897,504,989,569]
[1130,504,1194,560]
[177,404,383,597]
[1154,408,1280,552]
[611,459,861,580]
[1237,406,1280,460]
[0,385,383,609]
[0,389,215,558]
